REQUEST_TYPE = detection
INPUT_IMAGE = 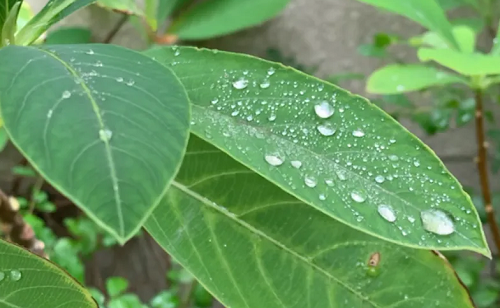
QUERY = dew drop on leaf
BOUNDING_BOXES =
[314,101,334,119]
[211,98,219,105]
[317,123,336,136]
[62,91,71,99]
[407,216,416,223]
[99,129,112,142]
[377,204,396,222]
[389,155,399,161]
[325,179,334,186]
[304,175,318,188]
[351,190,367,203]
[267,67,275,76]
[9,270,21,281]
[291,160,302,169]
[260,80,270,89]
[352,129,365,137]
[319,194,326,200]
[420,209,455,235]
[116,77,123,82]
[335,169,347,181]
[232,78,248,89]
[375,175,385,184]
[264,153,284,166]
[268,114,277,121]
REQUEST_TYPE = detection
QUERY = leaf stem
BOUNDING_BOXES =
[474,89,500,254]
[102,14,129,44]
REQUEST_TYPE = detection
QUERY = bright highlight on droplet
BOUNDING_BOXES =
[9,270,21,281]
[420,209,455,235]
[314,101,334,119]
[304,175,317,188]
[352,129,365,137]
[377,204,396,222]
[265,153,284,166]
[99,129,112,142]
[351,190,367,203]
[232,78,248,89]
[317,123,336,136]
[291,160,302,169]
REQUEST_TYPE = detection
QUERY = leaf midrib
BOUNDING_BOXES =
[170,180,381,308]
[39,48,124,236]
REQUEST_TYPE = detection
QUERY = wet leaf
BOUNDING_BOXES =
[367,64,466,94]
[0,239,97,307]
[146,46,489,256]
[0,44,190,242]
[146,136,476,308]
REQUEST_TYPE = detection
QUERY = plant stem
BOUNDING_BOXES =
[474,89,500,254]
[179,280,198,308]
[102,14,129,44]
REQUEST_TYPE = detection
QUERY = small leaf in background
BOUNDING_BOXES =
[106,276,129,297]
[473,283,500,308]
[65,217,99,255]
[167,0,291,40]
[0,44,191,242]
[150,290,180,308]
[1,1,21,46]
[0,0,20,42]
[146,136,477,308]
[412,108,452,135]
[0,239,96,307]
[456,98,475,126]
[16,2,35,34]
[357,43,387,57]
[146,46,489,255]
[194,284,213,307]
[11,165,36,177]
[451,17,484,33]
[453,25,476,53]
[419,48,500,75]
[367,64,466,94]
[45,27,92,44]
[357,0,459,49]
[0,127,9,151]
[89,288,106,306]
[96,0,142,15]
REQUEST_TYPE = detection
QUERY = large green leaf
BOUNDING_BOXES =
[357,0,459,50]
[146,136,476,308]
[418,48,500,75]
[167,0,290,40]
[367,64,467,94]
[146,46,489,256]
[0,44,190,242]
[0,239,97,307]
[16,0,96,45]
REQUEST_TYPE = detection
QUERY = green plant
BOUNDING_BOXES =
[0,1,496,308]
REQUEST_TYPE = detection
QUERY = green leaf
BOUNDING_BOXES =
[1,1,21,46]
[0,239,97,307]
[367,64,467,94]
[437,0,478,10]
[16,1,34,31]
[157,0,190,25]
[16,0,96,45]
[0,44,190,242]
[418,48,500,75]
[356,0,459,49]
[0,0,20,39]
[453,25,475,53]
[145,46,489,256]
[146,136,477,308]
[451,18,484,33]
[45,27,92,44]
[96,0,142,15]
[106,276,129,297]
[168,0,290,40]
[491,22,500,55]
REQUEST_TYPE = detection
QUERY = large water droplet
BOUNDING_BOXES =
[264,153,284,166]
[232,78,248,89]
[260,80,270,89]
[352,129,365,137]
[351,190,367,203]
[99,129,112,142]
[62,91,71,99]
[314,101,334,119]
[304,175,317,188]
[377,204,396,222]
[9,270,21,281]
[375,175,385,184]
[291,160,302,169]
[317,123,336,136]
[420,209,455,235]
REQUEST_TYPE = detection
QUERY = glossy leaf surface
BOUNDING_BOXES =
[146,136,476,308]
[0,239,97,307]
[145,46,489,255]
[0,44,190,242]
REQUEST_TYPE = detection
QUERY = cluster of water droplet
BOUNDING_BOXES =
[0,270,22,282]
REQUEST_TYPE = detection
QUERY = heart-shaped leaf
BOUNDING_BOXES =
[146,46,489,256]
[146,136,476,308]
[0,44,190,242]
[0,239,97,307]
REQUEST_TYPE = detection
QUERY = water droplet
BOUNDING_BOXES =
[317,123,336,136]
[62,91,71,99]
[389,155,399,161]
[377,204,396,222]
[314,101,334,119]
[413,161,420,167]
[352,129,365,137]
[319,194,326,200]
[264,153,284,166]
[126,79,135,86]
[325,179,334,186]
[116,77,124,82]
[231,110,239,117]
[47,110,53,118]
[99,129,112,142]
[95,60,103,67]
[375,175,385,184]
[211,98,219,105]
[268,114,277,121]
[304,175,317,188]
[86,49,94,55]
[291,160,302,169]
[174,49,180,56]
[9,270,21,281]
[260,80,270,89]
[421,209,455,235]
[351,190,367,203]
[335,169,347,181]
[0,272,4,281]
[232,78,248,89]
[407,216,416,223]
[267,67,275,76]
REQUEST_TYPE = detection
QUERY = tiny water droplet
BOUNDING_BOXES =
[325,179,334,186]
[267,67,276,76]
[304,175,317,188]
[9,270,21,281]
[351,191,367,203]
[211,98,219,105]
[389,155,399,161]
[174,49,180,56]
[413,161,420,167]
[352,129,365,137]
[421,209,455,235]
[377,204,396,222]
[268,114,277,121]
[407,216,416,223]
[314,101,334,119]
[319,194,326,201]
[62,91,71,99]
[47,110,53,118]
[116,77,124,82]
[375,175,385,184]
[260,80,270,89]
[335,169,347,181]
[99,129,112,142]
[317,123,336,136]
[232,78,248,89]
[86,49,94,55]
[95,60,103,67]
[291,160,302,169]
[265,153,284,166]
[126,79,135,86]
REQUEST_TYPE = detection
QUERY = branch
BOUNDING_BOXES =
[0,189,47,258]
[102,14,129,44]
[474,89,500,254]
